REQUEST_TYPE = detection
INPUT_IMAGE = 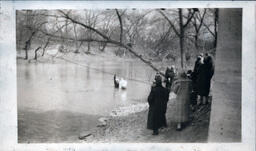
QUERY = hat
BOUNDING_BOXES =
[155,75,162,85]
[178,71,187,79]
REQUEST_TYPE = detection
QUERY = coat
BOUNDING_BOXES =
[191,58,203,92]
[164,68,175,91]
[171,78,192,123]
[147,84,169,130]
[197,56,214,97]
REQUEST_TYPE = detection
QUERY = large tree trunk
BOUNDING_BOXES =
[214,9,219,48]
[179,9,185,69]
[194,30,199,49]
[115,9,123,43]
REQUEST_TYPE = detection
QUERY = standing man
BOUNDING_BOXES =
[191,54,204,106]
[164,65,176,92]
[197,53,214,105]
[147,75,169,135]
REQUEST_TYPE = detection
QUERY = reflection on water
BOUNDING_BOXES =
[17,59,155,116]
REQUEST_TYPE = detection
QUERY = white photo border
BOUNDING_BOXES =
[0,1,255,151]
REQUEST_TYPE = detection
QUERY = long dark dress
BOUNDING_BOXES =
[192,58,203,92]
[147,84,169,130]
[197,56,214,97]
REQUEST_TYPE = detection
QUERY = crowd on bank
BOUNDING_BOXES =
[147,53,214,135]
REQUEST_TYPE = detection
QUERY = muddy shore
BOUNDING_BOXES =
[84,98,211,143]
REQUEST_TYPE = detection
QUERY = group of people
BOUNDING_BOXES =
[147,53,214,135]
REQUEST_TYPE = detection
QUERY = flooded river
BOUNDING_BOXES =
[17,55,155,142]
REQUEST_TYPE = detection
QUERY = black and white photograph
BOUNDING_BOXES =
[16,7,242,143]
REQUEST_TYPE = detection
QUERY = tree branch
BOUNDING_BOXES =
[183,9,196,28]
[115,9,123,43]
[58,10,110,40]
[158,10,180,37]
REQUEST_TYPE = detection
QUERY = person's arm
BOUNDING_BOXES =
[148,88,155,106]
[165,89,170,103]
[171,80,180,95]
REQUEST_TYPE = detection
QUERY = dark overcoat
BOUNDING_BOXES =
[147,84,169,130]
[191,58,203,92]
[197,56,214,96]
[164,69,175,91]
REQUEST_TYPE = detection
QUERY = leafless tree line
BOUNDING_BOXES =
[16,8,218,73]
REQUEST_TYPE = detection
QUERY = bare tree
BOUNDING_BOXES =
[158,8,197,68]
[18,9,216,74]
[201,8,218,49]
[191,9,206,49]
[56,10,165,75]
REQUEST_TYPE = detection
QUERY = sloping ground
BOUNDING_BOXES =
[85,99,211,143]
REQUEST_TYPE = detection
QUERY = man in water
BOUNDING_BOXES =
[147,75,169,135]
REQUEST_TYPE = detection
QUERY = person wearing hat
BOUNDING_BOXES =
[197,54,214,105]
[147,74,169,135]
[191,54,204,106]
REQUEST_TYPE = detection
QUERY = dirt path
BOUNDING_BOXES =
[84,99,211,143]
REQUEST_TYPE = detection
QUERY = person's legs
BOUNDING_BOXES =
[202,96,209,105]
[197,95,203,105]
[176,123,182,131]
[152,129,159,135]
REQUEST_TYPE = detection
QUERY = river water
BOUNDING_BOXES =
[17,55,156,142]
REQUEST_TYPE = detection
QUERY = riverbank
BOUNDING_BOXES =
[17,48,210,143]
[84,98,211,143]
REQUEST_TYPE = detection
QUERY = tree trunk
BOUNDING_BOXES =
[115,9,123,43]
[194,29,199,49]
[24,40,31,60]
[214,8,219,48]
[34,46,41,60]
[73,23,79,53]
[42,37,51,56]
[87,42,91,53]
[179,9,185,69]
[24,31,36,60]
[25,49,28,60]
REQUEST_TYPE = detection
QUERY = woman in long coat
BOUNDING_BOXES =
[147,75,169,135]
[171,72,192,131]
[197,55,214,104]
